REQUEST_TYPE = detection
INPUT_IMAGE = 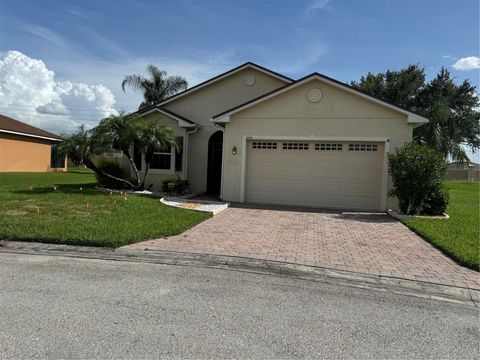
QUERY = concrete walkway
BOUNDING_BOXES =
[125,205,479,290]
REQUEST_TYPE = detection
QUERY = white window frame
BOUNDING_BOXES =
[149,146,175,174]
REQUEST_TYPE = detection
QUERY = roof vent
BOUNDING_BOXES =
[244,74,256,86]
[308,88,323,103]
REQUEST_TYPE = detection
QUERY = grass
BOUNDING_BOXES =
[403,181,479,270]
[0,170,211,247]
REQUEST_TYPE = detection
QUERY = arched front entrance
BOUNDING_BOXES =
[207,130,223,195]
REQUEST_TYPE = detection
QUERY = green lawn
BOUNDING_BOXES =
[0,170,211,247]
[403,181,479,270]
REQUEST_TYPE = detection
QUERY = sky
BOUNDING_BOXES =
[0,0,478,159]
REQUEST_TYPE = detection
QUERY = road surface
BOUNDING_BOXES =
[0,252,478,359]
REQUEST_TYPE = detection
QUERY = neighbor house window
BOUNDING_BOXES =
[175,137,184,171]
[50,143,63,168]
[150,145,172,170]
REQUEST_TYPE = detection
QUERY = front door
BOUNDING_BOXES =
[207,131,223,195]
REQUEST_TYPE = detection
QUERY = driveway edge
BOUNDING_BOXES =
[1,240,478,306]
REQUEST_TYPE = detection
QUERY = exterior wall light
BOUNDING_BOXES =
[232,146,237,155]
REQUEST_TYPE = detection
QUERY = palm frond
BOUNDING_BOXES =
[121,74,147,93]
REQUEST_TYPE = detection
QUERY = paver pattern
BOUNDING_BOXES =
[125,205,479,290]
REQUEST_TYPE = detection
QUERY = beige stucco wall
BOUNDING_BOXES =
[221,79,417,210]
[0,133,53,172]
[162,68,288,193]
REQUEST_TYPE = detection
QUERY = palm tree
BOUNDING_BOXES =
[93,112,178,189]
[61,113,178,190]
[138,121,179,188]
[122,64,188,109]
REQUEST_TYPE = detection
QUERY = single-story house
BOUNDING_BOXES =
[445,161,479,181]
[125,62,428,211]
[0,114,66,172]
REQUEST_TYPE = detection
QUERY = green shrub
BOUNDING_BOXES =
[95,158,127,189]
[388,142,448,215]
[422,188,449,215]
[162,176,190,194]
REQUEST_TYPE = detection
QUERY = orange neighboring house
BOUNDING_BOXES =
[0,114,66,172]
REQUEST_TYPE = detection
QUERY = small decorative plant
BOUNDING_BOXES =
[162,176,190,195]
[388,142,448,215]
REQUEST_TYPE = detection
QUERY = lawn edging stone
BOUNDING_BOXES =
[160,197,229,215]
[387,209,449,220]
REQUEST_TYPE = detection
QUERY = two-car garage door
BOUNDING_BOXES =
[245,140,384,211]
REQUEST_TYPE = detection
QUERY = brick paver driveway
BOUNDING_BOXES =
[125,205,479,290]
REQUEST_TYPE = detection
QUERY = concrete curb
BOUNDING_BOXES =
[0,240,478,307]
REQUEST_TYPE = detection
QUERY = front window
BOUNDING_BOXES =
[150,145,172,170]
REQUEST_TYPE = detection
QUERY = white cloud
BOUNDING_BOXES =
[21,25,69,49]
[47,50,238,112]
[452,56,480,71]
[306,0,330,16]
[0,50,117,134]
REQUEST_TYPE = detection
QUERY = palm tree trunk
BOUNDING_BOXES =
[122,151,141,189]
[84,158,135,189]
[140,162,151,190]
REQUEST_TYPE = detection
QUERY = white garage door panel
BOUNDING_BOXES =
[245,140,384,210]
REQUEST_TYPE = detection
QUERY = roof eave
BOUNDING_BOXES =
[407,113,429,124]
[212,115,230,123]
[139,107,197,128]
[0,129,61,142]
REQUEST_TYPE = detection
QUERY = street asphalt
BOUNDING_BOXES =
[0,252,478,359]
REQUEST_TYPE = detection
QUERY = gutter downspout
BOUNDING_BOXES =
[184,127,199,180]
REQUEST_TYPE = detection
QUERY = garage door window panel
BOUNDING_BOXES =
[282,143,309,150]
[348,143,378,152]
[315,143,343,151]
[252,142,277,149]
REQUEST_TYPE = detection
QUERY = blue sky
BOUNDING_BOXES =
[0,0,478,156]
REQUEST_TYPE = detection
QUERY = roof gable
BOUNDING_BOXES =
[212,73,429,124]
[138,62,293,115]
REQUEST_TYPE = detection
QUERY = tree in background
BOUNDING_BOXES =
[352,65,479,161]
[122,65,188,110]
[60,112,178,190]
